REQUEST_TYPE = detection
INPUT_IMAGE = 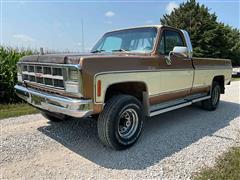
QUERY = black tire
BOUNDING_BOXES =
[91,113,99,120]
[97,95,144,150]
[40,110,69,122]
[201,81,221,111]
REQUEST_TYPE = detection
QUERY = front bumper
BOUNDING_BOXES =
[14,85,93,118]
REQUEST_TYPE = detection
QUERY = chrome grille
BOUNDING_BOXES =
[20,64,65,89]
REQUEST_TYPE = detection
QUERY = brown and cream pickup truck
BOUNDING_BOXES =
[15,25,232,150]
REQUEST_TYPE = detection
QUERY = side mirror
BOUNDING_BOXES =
[172,46,189,58]
[165,46,189,65]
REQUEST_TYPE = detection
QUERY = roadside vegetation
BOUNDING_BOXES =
[195,147,240,180]
[0,47,38,119]
[0,46,34,104]
[0,103,39,120]
[232,77,240,81]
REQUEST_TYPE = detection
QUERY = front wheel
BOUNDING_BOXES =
[201,81,221,111]
[97,95,144,150]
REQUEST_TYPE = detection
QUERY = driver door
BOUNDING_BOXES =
[149,28,194,105]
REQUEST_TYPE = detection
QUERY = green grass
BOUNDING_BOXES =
[195,147,240,180]
[0,103,39,120]
[232,77,240,81]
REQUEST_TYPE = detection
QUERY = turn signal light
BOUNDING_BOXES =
[97,80,101,97]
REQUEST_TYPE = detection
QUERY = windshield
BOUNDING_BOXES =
[91,27,157,53]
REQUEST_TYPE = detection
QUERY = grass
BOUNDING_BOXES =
[232,77,240,81]
[195,147,240,180]
[0,103,39,120]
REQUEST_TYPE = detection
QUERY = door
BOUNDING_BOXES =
[149,28,194,105]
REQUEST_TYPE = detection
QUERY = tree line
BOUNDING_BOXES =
[160,0,240,66]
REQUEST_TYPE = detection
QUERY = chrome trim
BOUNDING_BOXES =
[191,95,211,103]
[94,69,194,76]
[24,80,65,90]
[18,62,81,69]
[15,85,93,118]
[181,29,193,58]
[150,101,192,116]
[22,71,64,80]
[149,95,210,117]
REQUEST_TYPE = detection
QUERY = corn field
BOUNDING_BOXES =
[0,46,34,103]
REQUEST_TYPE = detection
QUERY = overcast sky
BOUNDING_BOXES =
[1,0,239,52]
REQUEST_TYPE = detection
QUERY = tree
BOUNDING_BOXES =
[160,0,240,66]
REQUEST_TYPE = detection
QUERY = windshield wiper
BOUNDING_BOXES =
[112,49,128,52]
[91,50,105,53]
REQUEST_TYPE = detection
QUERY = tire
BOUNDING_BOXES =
[201,81,221,111]
[40,110,69,122]
[91,114,99,120]
[97,95,144,150]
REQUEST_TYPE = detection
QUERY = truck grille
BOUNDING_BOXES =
[20,64,65,89]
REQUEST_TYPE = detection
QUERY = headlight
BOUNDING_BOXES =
[65,81,79,93]
[68,69,78,81]
[63,67,82,95]
[17,73,23,82]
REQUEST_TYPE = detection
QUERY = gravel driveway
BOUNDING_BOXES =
[1,81,239,179]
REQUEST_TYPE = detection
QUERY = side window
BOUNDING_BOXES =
[165,30,184,54]
[158,30,184,55]
[158,32,165,54]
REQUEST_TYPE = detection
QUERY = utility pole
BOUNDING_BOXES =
[81,20,85,52]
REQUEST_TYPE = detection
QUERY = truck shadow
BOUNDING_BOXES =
[38,100,239,170]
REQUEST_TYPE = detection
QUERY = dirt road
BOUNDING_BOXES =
[1,82,239,179]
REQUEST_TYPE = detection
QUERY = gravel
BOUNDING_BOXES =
[1,81,239,179]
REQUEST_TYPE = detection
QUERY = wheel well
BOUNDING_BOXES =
[213,76,225,93]
[104,82,147,103]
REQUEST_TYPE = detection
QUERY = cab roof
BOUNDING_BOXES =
[106,25,163,33]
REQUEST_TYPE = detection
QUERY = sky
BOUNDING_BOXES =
[1,0,239,52]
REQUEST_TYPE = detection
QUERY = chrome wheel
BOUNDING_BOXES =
[118,108,139,139]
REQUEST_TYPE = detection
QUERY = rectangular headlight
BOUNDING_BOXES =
[65,81,79,93]
[17,73,23,82]
[68,69,78,81]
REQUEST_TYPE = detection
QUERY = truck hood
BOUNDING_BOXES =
[20,52,150,64]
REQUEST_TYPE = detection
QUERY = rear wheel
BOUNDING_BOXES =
[97,95,144,150]
[40,110,69,122]
[201,81,221,111]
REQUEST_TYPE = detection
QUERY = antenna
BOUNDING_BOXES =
[81,20,85,52]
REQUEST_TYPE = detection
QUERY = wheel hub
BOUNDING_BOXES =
[118,108,139,139]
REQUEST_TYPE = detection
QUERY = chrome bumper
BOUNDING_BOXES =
[14,85,93,118]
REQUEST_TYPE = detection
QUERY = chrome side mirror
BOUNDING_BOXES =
[165,46,189,65]
[172,46,189,57]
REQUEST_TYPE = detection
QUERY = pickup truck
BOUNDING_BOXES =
[15,25,232,150]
